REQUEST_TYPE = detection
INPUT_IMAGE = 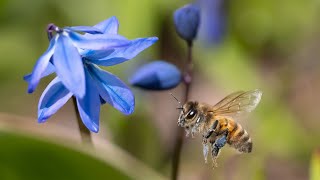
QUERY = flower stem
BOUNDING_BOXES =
[171,40,193,180]
[72,97,93,144]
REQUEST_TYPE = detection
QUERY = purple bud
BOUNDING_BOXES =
[129,61,182,90]
[173,4,200,42]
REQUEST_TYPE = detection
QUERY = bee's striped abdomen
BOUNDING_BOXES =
[228,121,252,153]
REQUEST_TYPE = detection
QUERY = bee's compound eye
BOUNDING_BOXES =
[186,109,197,119]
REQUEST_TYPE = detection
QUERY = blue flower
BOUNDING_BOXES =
[197,0,226,45]
[173,4,200,42]
[129,61,182,90]
[24,17,158,132]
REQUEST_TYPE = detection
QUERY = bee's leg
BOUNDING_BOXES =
[211,136,226,158]
[204,130,213,139]
[210,142,219,168]
[202,129,216,164]
[202,129,215,162]
[211,131,228,168]
[204,120,219,139]
[202,142,210,163]
[214,134,228,151]
[212,129,229,155]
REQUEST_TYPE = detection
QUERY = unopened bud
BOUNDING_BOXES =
[129,61,182,90]
[173,4,200,42]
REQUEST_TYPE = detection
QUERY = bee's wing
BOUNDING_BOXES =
[210,89,262,117]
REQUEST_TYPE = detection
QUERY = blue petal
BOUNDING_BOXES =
[27,36,57,93]
[24,62,55,83]
[87,64,134,115]
[38,77,72,123]
[82,49,115,60]
[129,61,182,90]
[64,26,103,34]
[79,17,121,57]
[53,34,85,98]
[79,17,120,56]
[76,68,101,133]
[93,16,119,34]
[86,37,158,66]
[68,32,131,50]
[173,4,200,41]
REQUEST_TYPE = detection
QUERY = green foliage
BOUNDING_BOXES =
[0,131,131,180]
[229,0,318,54]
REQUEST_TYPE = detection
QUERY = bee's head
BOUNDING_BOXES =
[178,101,200,127]
[170,94,203,129]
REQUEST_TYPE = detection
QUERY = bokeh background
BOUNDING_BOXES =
[0,0,319,179]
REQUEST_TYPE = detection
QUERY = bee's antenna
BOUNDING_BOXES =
[170,93,184,112]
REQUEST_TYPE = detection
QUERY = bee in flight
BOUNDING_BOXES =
[172,89,262,168]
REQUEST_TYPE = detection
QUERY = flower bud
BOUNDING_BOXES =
[173,4,200,42]
[129,61,182,90]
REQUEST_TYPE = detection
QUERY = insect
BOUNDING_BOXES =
[172,89,262,168]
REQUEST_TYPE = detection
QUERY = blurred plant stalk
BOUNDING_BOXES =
[172,3,199,179]
[171,41,193,180]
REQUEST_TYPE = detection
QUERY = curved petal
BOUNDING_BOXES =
[64,26,103,34]
[28,36,57,93]
[82,49,115,60]
[86,37,158,66]
[24,62,55,83]
[68,32,131,50]
[76,68,101,133]
[38,77,72,123]
[87,64,134,115]
[93,16,119,34]
[129,61,182,90]
[53,34,85,98]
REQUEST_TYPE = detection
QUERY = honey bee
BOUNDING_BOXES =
[172,89,262,168]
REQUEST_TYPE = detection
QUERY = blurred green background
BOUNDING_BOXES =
[0,0,319,179]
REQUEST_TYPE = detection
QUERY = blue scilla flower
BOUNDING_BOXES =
[129,61,181,90]
[173,4,200,42]
[197,0,226,45]
[25,17,158,132]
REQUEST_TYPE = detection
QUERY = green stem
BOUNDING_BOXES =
[72,97,92,144]
[171,41,193,180]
